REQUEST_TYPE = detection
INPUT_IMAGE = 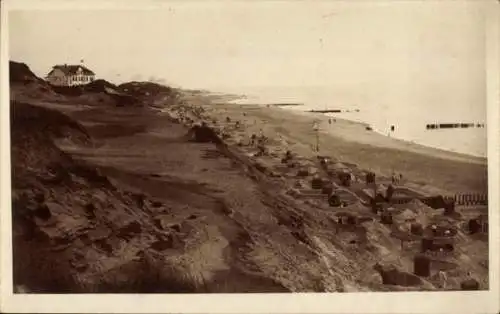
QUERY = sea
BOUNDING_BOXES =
[221,86,487,158]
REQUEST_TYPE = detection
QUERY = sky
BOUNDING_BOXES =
[9,0,488,99]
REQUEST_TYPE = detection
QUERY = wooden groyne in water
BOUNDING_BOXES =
[270,103,304,107]
[426,123,485,130]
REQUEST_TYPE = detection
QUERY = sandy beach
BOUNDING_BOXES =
[9,62,489,294]
[178,92,487,196]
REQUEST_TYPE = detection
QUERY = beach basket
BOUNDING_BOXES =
[421,238,433,253]
[413,254,431,277]
[386,185,394,202]
[297,168,309,177]
[468,218,481,234]
[321,184,333,195]
[410,223,424,236]
[311,177,323,189]
[380,212,393,225]
[346,215,357,225]
[460,279,480,290]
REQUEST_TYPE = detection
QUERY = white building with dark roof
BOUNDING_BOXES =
[45,64,96,86]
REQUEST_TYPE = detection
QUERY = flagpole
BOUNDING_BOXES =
[313,121,319,154]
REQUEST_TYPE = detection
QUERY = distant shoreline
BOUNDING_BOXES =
[219,92,486,160]
[291,107,487,161]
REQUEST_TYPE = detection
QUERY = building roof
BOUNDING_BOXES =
[48,64,95,76]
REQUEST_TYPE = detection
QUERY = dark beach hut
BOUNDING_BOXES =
[420,195,449,209]
[385,184,394,202]
[410,223,424,236]
[460,278,480,290]
[468,214,488,235]
[468,218,481,234]
[321,183,333,195]
[420,237,455,254]
[380,211,393,225]
[297,168,309,177]
[311,176,323,189]
[413,254,431,277]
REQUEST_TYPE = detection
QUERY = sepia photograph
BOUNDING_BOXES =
[1,0,499,313]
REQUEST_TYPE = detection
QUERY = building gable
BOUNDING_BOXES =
[49,68,66,78]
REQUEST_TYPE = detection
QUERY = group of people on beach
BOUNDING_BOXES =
[250,129,265,146]
[391,172,403,185]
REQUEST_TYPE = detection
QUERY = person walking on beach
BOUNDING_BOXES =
[386,184,394,203]
[391,172,398,185]
[438,270,448,289]
[258,129,264,143]
[431,224,438,235]
[278,133,287,150]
